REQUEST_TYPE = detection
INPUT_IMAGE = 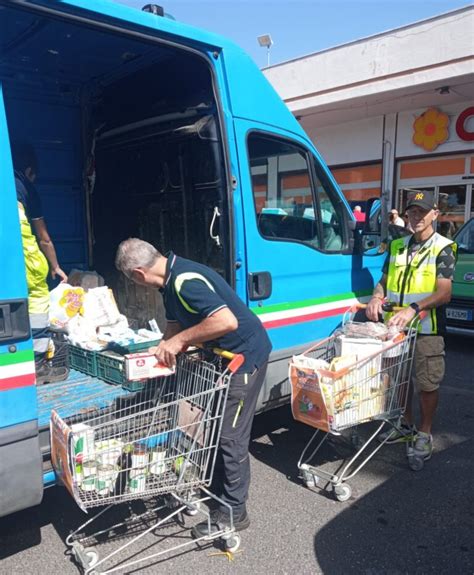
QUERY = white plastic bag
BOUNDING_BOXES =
[48,283,85,329]
[82,287,120,327]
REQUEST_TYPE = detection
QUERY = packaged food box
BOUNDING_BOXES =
[125,352,175,381]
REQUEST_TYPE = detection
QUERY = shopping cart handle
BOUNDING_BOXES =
[348,302,427,320]
[210,347,245,373]
[350,302,407,313]
[193,344,245,373]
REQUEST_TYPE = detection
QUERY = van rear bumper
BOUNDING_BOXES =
[0,420,43,517]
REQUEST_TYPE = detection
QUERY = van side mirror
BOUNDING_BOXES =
[364,197,382,234]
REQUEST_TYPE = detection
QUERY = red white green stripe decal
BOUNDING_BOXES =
[253,290,372,329]
[0,349,36,391]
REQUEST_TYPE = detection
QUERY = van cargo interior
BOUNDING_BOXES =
[1,4,230,461]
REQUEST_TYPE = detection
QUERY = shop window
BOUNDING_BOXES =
[437,185,468,239]
[331,163,382,223]
[248,133,344,251]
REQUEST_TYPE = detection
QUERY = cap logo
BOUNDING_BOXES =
[415,193,424,200]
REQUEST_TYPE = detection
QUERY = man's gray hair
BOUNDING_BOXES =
[115,238,161,277]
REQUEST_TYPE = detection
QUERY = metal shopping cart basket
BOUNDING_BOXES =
[289,306,419,502]
[50,347,244,574]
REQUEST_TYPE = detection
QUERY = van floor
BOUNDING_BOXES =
[37,370,133,429]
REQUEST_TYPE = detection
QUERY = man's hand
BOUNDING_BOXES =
[366,297,383,321]
[387,305,417,330]
[52,266,68,283]
[151,335,185,368]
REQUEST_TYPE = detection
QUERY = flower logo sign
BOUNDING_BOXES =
[413,107,449,152]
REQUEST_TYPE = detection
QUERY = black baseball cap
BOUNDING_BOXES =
[406,190,437,211]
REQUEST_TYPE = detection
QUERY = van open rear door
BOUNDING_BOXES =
[0,84,43,517]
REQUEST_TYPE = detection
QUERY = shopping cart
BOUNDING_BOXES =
[289,305,420,502]
[51,347,244,574]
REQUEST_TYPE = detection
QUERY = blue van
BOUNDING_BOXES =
[0,0,384,516]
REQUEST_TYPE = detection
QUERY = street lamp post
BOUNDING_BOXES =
[257,34,273,67]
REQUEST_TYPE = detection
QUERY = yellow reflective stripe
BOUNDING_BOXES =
[174,272,215,315]
[386,234,454,334]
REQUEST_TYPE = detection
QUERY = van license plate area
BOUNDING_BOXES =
[446,308,472,321]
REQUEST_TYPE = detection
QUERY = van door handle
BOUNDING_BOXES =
[248,272,272,301]
[0,299,30,344]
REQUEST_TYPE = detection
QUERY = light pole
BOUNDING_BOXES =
[257,34,273,67]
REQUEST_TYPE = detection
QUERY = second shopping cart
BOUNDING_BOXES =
[289,305,420,501]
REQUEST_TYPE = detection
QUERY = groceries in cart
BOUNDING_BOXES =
[290,304,419,502]
[51,349,244,572]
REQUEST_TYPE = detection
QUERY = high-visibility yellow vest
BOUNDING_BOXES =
[385,232,455,335]
[18,201,50,314]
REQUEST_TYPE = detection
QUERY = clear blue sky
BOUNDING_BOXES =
[114,0,470,67]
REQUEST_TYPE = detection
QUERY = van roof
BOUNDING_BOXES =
[35,0,308,139]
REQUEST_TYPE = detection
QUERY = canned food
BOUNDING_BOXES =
[96,463,119,496]
[95,439,124,466]
[128,469,147,493]
[131,443,149,469]
[71,423,95,463]
[74,462,83,486]
[173,456,199,482]
[150,447,167,475]
[81,459,98,492]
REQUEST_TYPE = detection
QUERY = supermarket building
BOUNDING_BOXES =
[263,5,474,236]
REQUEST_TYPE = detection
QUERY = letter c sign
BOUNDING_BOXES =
[456,107,474,142]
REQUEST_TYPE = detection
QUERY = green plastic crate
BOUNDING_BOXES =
[110,338,160,354]
[97,351,149,392]
[122,379,148,392]
[96,351,126,385]
[68,345,98,376]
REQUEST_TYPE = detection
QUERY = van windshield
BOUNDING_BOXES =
[455,218,474,254]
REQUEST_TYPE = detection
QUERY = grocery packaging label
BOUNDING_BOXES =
[289,363,331,432]
[125,353,175,381]
[51,410,88,510]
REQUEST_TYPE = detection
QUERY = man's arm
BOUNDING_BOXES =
[388,278,452,329]
[32,218,68,282]
[154,308,238,367]
[163,321,183,340]
[366,274,388,321]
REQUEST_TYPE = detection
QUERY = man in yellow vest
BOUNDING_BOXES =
[366,190,456,461]
[13,141,69,384]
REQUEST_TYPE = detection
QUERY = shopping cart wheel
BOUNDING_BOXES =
[84,547,99,567]
[408,455,424,472]
[334,484,352,502]
[224,533,241,553]
[184,500,201,516]
[301,469,318,488]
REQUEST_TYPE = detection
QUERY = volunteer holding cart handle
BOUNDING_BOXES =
[366,190,456,462]
[115,238,271,539]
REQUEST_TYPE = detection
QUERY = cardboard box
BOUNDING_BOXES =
[125,352,175,381]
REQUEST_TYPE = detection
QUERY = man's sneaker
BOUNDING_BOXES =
[413,431,433,461]
[378,423,416,444]
[192,508,250,539]
[36,362,69,385]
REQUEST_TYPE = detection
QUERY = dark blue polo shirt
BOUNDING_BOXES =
[161,253,272,373]
[15,171,43,223]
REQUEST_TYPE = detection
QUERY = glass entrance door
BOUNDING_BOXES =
[437,184,469,239]
[397,184,473,239]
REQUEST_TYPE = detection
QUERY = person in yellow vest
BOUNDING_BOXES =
[366,190,456,461]
[13,141,69,384]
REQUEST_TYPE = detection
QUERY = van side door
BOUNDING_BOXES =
[234,121,379,407]
[0,85,43,517]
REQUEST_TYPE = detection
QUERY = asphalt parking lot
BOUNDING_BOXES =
[1,334,473,575]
